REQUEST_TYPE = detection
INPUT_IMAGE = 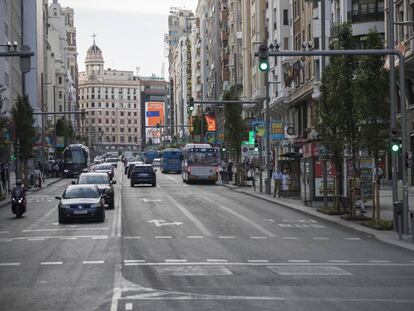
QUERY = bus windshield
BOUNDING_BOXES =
[188,148,219,166]
[64,150,86,164]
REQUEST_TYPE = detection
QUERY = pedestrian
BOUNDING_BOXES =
[1,163,7,193]
[272,168,283,198]
[281,169,290,198]
[34,167,42,188]
[53,162,59,178]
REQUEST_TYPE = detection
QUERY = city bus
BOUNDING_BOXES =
[62,144,90,177]
[144,150,161,164]
[181,143,219,184]
[160,148,182,173]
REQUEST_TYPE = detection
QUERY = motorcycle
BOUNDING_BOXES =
[11,188,27,218]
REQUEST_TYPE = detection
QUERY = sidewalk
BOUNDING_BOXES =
[0,174,63,208]
[221,173,414,252]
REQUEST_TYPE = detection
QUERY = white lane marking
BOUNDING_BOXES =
[124,260,146,263]
[163,175,180,183]
[155,236,172,239]
[92,236,108,240]
[187,236,204,239]
[156,185,162,189]
[112,172,122,238]
[119,261,414,267]
[166,195,213,237]
[0,239,12,242]
[0,231,10,234]
[206,259,228,263]
[250,236,267,239]
[265,219,275,222]
[166,259,188,263]
[123,236,141,239]
[125,303,133,311]
[344,237,361,240]
[203,196,277,238]
[313,237,329,240]
[328,260,351,263]
[147,219,183,227]
[282,237,298,240]
[28,238,45,241]
[0,263,21,266]
[60,237,77,240]
[369,260,391,263]
[269,266,352,276]
[23,228,110,232]
[83,261,105,264]
[40,261,63,265]
[218,236,235,239]
[288,260,310,263]
[278,224,293,228]
[247,260,269,263]
[8,235,107,241]
[142,198,163,202]
[110,264,122,311]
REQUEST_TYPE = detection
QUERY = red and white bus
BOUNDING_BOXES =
[181,144,219,184]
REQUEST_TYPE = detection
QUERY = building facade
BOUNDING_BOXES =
[78,41,141,153]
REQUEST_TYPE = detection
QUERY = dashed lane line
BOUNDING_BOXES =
[187,236,204,239]
[313,237,330,240]
[83,261,105,264]
[288,260,310,263]
[166,259,187,263]
[282,237,298,240]
[328,260,351,263]
[247,260,269,263]
[369,260,391,263]
[218,236,236,239]
[23,228,110,232]
[123,236,141,239]
[155,236,172,239]
[250,236,267,239]
[27,238,45,241]
[40,261,63,265]
[125,303,133,311]
[344,237,361,240]
[124,260,146,263]
[206,259,228,263]
[0,263,21,266]
[0,231,10,234]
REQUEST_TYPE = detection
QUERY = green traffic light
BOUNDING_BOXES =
[259,61,269,72]
[392,144,399,152]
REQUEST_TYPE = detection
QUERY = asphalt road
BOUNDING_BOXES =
[0,164,413,311]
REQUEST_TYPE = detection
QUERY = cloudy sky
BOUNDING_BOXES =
[59,0,198,77]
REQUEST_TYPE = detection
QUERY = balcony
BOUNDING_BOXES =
[347,10,384,23]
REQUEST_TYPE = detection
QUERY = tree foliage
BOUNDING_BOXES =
[11,95,35,161]
[191,114,208,136]
[223,85,247,161]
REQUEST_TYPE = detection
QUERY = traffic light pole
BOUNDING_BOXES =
[255,48,408,234]
[265,71,271,195]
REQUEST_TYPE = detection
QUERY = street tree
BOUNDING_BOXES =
[222,84,248,185]
[191,114,208,142]
[353,29,389,223]
[316,22,359,214]
[11,95,35,184]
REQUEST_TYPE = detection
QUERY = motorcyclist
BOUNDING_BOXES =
[11,180,27,206]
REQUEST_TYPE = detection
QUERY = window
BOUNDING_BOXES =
[112,128,115,132]
[59,77,62,84]
[128,119,131,124]
[120,128,125,133]
[120,136,124,143]
[120,119,124,124]
[283,10,289,26]
[112,119,115,124]
[106,111,109,116]
[128,112,131,116]
[128,128,132,133]
[134,112,137,116]
[120,112,124,116]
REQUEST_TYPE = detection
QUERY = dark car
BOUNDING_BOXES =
[105,157,118,168]
[94,163,114,180]
[77,172,116,209]
[130,164,156,187]
[55,185,106,223]
[127,161,144,179]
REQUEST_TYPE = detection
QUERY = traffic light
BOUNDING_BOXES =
[254,138,259,152]
[222,142,226,152]
[390,127,401,152]
[188,97,194,112]
[405,151,413,168]
[258,44,269,72]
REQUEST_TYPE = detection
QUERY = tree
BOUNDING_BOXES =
[191,114,208,140]
[316,22,359,213]
[353,29,389,223]
[11,95,35,184]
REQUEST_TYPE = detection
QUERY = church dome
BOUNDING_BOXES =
[87,44,102,55]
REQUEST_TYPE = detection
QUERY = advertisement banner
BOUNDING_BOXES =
[145,102,164,140]
[205,115,216,131]
[314,160,336,197]
[271,122,284,140]
[206,132,215,144]
[252,121,265,138]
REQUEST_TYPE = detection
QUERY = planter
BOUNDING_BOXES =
[317,207,347,215]
[340,214,370,221]
[360,220,393,231]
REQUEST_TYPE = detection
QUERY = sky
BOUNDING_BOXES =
[59,0,198,78]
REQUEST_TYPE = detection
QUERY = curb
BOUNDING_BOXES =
[223,183,414,252]
[0,177,64,209]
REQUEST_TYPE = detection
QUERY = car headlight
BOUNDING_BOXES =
[18,198,23,203]
[60,204,70,209]
[12,197,16,202]
[64,169,69,173]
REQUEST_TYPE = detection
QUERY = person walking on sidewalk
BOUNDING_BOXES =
[281,169,290,198]
[272,168,283,198]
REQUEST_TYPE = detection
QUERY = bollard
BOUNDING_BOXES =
[394,201,403,241]
[410,212,414,244]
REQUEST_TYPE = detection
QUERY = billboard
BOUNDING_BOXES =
[205,115,216,131]
[145,102,164,141]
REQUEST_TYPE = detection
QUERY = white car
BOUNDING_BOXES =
[152,158,161,167]
[94,156,103,164]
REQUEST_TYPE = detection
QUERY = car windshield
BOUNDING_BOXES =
[78,175,109,184]
[133,166,153,172]
[96,164,112,170]
[63,187,99,199]
[106,158,117,162]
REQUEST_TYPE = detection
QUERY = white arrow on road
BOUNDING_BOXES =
[142,199,163,203]
[147,219,183,227]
